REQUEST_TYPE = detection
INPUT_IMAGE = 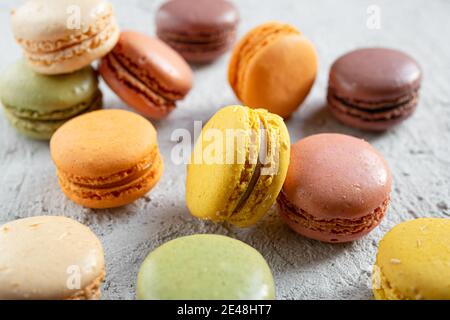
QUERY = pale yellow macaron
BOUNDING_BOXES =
[0,216,105,300]
[373,218,450,300]
[186,105,290,227]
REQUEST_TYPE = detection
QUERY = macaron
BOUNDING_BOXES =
[0,216,105,300]
[373,218,450,300]
[99,31,193,120]
[156,0,240,63]
[228,22,318,118]
[277,134,392,243]
[328,48,422,131]
[11,0,120,75]
[136,234,275,300]
[186,105,290,227]
[50,109,163,209]
[0,59,102,140]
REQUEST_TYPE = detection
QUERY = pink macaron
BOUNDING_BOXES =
[277,134,392,243]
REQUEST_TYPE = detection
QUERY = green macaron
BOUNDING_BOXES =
[136,234,275,300]
[0,59,102,140]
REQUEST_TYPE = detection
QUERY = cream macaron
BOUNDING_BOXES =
[11,0,120,75]
[0,216,105,300]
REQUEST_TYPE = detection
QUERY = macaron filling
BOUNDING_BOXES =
[328,88,419,122]
[278,191,389,239]
[158,30,237,55]
[231,120,267,214]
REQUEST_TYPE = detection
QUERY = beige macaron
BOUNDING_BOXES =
[11,0,120,74]
[0,216,105,300]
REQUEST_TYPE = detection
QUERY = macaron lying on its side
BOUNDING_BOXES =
[156,0,240,63]
[50,109,163,209]
[328,48,422,131]
[277,134,392,243]
[0,216,105,300]
[137,234,275,300]
[373,218,450,300]
[100,31,193,120]
[11,0,120,75]
[0,60,102,140]
[186,105,290,227]
[228,22,318,118]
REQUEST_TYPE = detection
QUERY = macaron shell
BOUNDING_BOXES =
[111,31,193,97]
[137,234,275,300]
[155,0,239,63]
[241,34,317,118]
[0,60,99,114]
[51,109,157,178]
[156,0,239,33]
[283,134,392,219]
[186,106,258,222]
[229,22,317,118]
[329,48,422,102]
[99,57,174,119]
[11,0,112,42]
[374,218,450,300]
[0,216,104,300]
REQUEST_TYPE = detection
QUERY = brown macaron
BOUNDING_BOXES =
[327,48,422,131]
[278,134,392,243]
[99,31,193,120]
[156,0,240,63]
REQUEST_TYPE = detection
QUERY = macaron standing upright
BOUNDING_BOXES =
[278,134,392,243]
[99,31,193,120]
[186,105,291,227]
[0,216,105,300]
[137,234,275,300]
[228,22,318,118]
[0,60,102,140]
[11,0,120,75]
[373,218,450,300]
[50,109,163,209]
[328,48,422,131]
[156,0,240,63]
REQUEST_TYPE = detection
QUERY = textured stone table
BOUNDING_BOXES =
[0,0,449,300]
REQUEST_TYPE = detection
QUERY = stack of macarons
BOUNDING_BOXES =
[2,0,120,139]
[1,0,447,302]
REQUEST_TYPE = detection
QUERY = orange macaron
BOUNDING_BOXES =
[50,109,163,209]
[228,22,318,118]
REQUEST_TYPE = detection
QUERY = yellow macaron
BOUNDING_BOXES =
[373,218,450,300]
[186,105,290,227]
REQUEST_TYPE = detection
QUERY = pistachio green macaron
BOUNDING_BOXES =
[136,234,275,300]
[0,59,102,140]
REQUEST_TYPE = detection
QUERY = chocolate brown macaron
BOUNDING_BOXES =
[328,48,422,131]
[156,0,239,63]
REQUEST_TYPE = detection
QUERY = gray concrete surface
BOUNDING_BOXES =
[0,0,449,300]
